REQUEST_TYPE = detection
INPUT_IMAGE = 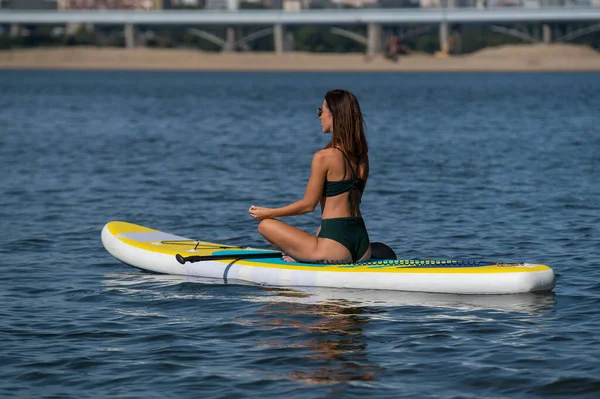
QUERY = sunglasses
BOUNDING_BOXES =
[318,107,323,117]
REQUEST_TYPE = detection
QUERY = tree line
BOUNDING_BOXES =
[1,23,598,53]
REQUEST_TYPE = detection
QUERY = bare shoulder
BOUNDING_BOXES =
[317,147,340,157]
[311,149,332,172]
[313,148,339,163]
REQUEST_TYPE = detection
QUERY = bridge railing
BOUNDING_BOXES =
[1,0,599,11]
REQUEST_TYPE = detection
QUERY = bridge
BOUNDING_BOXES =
[2,7,600,54]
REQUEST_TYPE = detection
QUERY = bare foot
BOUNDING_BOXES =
[282,255,296,262]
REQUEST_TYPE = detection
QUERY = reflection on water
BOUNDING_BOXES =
[252,291,385,385]
[104,271,386,384]
[102,270,561,388]
[286,286,558,317]
[103,271,557,316]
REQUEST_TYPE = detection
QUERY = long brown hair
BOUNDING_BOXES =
[323,89,368,158]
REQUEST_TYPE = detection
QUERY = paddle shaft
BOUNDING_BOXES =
[176,252,283,264]
[176,241,396,264]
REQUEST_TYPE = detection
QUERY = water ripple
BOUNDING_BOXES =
[0,70,599,398]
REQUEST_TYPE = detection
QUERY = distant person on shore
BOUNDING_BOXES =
[249,89,371,264]
[387,35,411,62]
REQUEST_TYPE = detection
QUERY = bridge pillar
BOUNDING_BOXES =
[10,24,21,37]
[65,23,80,36]
[274,23,284,54]
[285,31,294,52]
[543,24,552,44]
[124,23,135,49]
[439,21,449,53]
[367,23,381,56]
[224,27,235,52]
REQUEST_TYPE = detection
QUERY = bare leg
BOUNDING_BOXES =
[282,225,322,262]
[257,219,352,263]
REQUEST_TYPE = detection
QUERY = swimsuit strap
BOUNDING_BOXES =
[335,147,361,181]
[334,147,363,217]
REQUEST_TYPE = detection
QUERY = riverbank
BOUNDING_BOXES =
[1,44,599,71]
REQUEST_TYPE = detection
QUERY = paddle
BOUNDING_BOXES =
[370,242,397,260]
[176,251,283,264]
[175,242,397,265]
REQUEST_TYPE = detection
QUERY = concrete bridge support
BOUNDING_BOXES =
[124,23,135,48]
[10,23,21,37]
[274,23,284,54]
[65,23,80,36]
[543,24,552,44]
[439,21,449,53]
[223,0,238,52]
[224,27,235,52]
[367,23,381,57]
[285,31,294,52]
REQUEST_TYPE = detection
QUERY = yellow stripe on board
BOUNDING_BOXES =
[107,221,159,235]
[107,221,243,256]
[106,221,551,275]
[233,259,551,274]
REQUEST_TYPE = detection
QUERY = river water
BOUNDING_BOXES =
[1,70,599,398]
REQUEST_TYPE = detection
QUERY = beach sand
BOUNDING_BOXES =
[1,44,599,72]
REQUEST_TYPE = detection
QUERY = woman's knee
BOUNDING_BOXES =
[257,219,276,236]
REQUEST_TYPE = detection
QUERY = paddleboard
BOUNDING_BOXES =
[101,221,556,295]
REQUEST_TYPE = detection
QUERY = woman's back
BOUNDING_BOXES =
[320,147,369,220]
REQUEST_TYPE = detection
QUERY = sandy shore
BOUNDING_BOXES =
[1,44,600,72]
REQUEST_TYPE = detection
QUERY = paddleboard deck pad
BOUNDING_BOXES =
[101,221,556,295]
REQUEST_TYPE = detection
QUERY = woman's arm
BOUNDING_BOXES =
[249,151,327,220]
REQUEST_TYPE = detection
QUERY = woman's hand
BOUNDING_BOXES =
[249,205,274,221]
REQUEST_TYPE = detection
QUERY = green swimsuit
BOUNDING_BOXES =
[317,148,370,262]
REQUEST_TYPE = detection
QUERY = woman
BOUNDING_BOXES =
[248,89,371,263]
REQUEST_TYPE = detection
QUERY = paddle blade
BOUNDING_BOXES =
[370,242,397,260]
